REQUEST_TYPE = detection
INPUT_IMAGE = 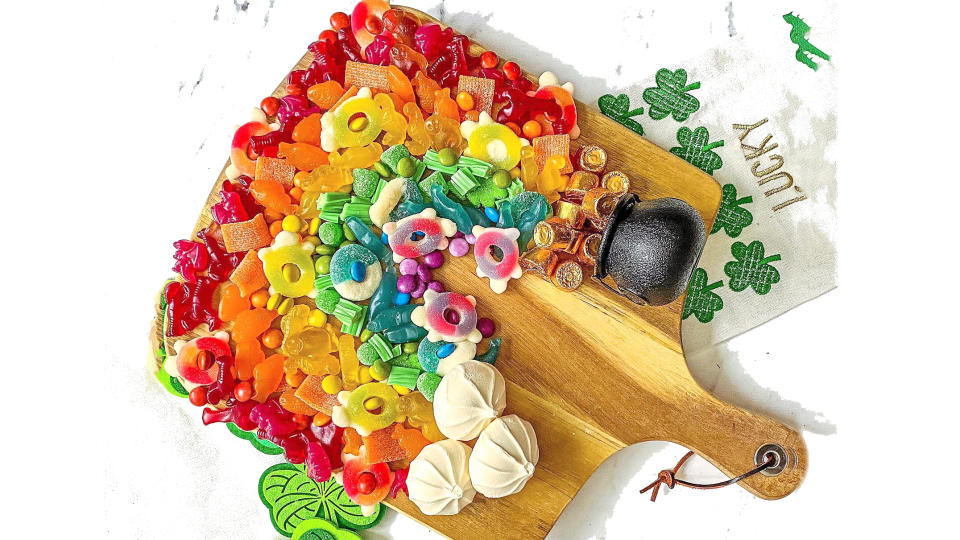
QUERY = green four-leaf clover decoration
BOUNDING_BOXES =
[712,184,754,237]
[598,93,644,135]
[258,463,384,537]
[643,68,701,121]
[670,126,724,175]
[683,268,724,323]
[724,240,782,295]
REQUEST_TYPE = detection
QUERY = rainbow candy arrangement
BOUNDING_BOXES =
[156,1,636,535]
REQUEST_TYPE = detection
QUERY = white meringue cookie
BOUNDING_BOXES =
[407,439,476,516]
[469,415,539,498]
[433,360,506,441]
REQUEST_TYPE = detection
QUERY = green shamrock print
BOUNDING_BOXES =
[683,268,724,323]
[724,240,782,295]
[711,184,754,237]
[598,93,644,135]
[670,126,724,175]
[642,68,701,121]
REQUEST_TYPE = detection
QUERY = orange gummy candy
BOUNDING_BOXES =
[307,80,345,110]
[330,85,359,111]
[221,214,272,253]
[412,71,441,114]
[342,428,362,456]
[403,102,430,156]
[386,65,415,104]
[230,307,277,343]
[292,113,323,147]
[433,88,460,121]
[249,180,297,215]
[230,250,268,297]
[235,339,266,380]
[392,423,430,460]
[363,424,407,464]
[279,389,319,416]
[255,156,296,187]
[424,112,466,154]
[277,142,329,171]
[252,353,285,402]
[217,283,250,322]
[294,375,340,414]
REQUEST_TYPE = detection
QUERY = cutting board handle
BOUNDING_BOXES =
[655,385,808,500]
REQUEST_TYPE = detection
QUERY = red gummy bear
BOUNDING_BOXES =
[164,276,220,337]
[365,32,393,66]
[414,23,454,60]
[495,87,562,126]
[382,8,420,47]
[196,225,243,282]
[211,176,263,225]
[310,421,345,470]
[306,441,333,481]
[172,240,209,283]
[426,34,479,88]
[202,400,257,431]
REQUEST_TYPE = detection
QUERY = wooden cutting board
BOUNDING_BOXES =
[149,6,807,539]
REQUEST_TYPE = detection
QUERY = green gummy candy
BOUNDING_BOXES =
[417,372,442,402]
[352,168,380,199]
[318,221,345,245]
[315,288,341,313]
[314,274,334,291]
[389,353,422,370]
[329,244,377,285]
[388,366,420,389]
[357,341,379,366]
[381,144,412,174]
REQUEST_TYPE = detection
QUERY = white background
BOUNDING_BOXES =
[1,0,958,538]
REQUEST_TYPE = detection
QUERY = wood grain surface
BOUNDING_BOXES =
[148,7,807,538]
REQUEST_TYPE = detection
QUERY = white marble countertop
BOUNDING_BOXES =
[8,0,950,538]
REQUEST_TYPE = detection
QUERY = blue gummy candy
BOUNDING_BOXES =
[349,260,366,282]
[483,206,500,223]
[381,232,389,245]
[394,292,411,305]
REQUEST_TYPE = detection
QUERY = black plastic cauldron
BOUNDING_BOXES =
[594,194,706,306]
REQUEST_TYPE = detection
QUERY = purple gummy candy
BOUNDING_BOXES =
[397,274,419,294]
[477,317,495,339]
[416,265,432,283]
[422,250,444,269]
[452,230,464,239]
[411,279,428,298]
[427,280,444,292]
[465,234,476,245]
[399,258,419,276]
[449,238,469,257]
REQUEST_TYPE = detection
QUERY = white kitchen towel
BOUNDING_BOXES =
[596,20,837,353]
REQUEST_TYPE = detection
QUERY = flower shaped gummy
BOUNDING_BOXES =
[411,290,482,343]
[472,225,522,294]
[383,208,457,263]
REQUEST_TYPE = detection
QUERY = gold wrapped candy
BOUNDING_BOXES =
[601,171,630,193]
[577,145,607,173]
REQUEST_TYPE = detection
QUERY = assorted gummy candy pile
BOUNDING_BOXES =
[158,0,638,530]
